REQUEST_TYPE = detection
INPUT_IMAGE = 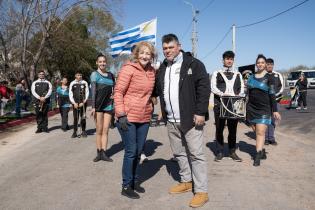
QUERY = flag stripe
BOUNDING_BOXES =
[109,19,156,58]
[110,35,155,52]
[109,31,140,42]
[110,27,140,38]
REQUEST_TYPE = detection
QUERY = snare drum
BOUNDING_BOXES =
[219,96,246,119]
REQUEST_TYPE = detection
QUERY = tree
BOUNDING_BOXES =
[0,0,122,88]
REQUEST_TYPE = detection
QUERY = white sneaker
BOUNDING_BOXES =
[140,154,148,163]
[296,107,301,110]
[303,107,308,110]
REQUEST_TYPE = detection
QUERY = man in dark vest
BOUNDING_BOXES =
[69,72,89,138]
[31,70,52,133]
[211,51,244,162]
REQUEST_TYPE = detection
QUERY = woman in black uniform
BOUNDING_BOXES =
[247,54,281,166]
[90,54,115,162]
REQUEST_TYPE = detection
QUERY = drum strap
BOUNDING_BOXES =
[219,71,238,96]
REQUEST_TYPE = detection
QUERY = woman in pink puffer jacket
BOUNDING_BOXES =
[114,41,156,199]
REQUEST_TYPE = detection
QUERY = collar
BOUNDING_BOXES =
[222,66,233,72]
[167,52,183,66]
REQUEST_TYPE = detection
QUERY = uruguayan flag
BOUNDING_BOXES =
[109,18,157,58]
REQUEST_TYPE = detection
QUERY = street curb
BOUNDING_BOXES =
[0,109,60,131]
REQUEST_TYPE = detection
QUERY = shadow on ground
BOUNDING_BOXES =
[139,139,180,184]
[238,140,256,158]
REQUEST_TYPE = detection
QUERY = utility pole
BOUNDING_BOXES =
[232,24,236,70]
[184,1,199,57]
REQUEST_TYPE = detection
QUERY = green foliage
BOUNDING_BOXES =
[28,6,121,82]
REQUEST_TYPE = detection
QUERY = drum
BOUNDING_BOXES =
[219,96,246,119]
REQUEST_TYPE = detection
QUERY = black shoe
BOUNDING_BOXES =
[81,131,87,138]
[66,125,70,130]
[215,152,224,162]
[43,128,49,133]
[229,151,242,162]
[270,141,278,146]
[35,129,42,133]
[100,149,113,162]
[71,132,77,138]
[133,182,145,193]
[93,149,101,162]
[121,186,140,199]
[261,149,267,160]
[253,151,263,166]
[61,128,67,132]
[264,140,270,145]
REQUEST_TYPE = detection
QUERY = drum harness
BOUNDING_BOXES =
[219,71,246,118]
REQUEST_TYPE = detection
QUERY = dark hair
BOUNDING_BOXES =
[162,34,179,44]
[222,51,235,59]
[266,58,274,64]
[96,53,106,61]
[256,54,266,63]
[38,70,45,74]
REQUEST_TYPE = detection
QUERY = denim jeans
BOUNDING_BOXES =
[117,122,149,187]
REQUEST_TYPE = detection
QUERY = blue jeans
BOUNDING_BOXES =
[117,122,149,187]
[265,118,276,142]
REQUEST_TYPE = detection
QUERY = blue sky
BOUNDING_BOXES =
[113,0,315,73]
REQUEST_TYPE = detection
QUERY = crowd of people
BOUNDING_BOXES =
[0,33,310,208]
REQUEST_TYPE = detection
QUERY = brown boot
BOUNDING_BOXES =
[169,182,192,194]
[189,192,209,208]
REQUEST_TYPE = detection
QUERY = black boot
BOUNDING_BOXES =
[100,149,113,162]
[214,152,224,162]
[93,149,101,162]
[81,131,87,138]
[261,149,267,160]
[71,132,77,138]
[133,182,145,193]
[35,128,42,133]
[121,186,140,199]
[42,127,49,133]
[229,149,242,162]
[253,151,263,166]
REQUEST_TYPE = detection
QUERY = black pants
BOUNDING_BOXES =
[73,104,86,132]
[214,106,238,151]
[59,107,70,130]
[298,91,307,107]
[35,103,49,130]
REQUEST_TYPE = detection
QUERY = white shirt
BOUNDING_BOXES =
[163,52,183,123]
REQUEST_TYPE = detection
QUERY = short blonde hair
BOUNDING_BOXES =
[132,41,156,62]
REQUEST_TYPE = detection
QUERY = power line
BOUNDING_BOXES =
[200,0,216,13]
[201,26,232,60]
[237,0,310,29]
[181,20,192,41]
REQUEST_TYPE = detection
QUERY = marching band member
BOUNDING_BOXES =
[211,51,244,162]
[31,70,52,133]
[90,54,115,162]
[56,77,71,132]
[69,72,89,138]
[247,54,281,166]
[265,58,284,145]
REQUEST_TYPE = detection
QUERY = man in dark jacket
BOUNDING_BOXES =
[155,34,210,208]
[31,70,52,133]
